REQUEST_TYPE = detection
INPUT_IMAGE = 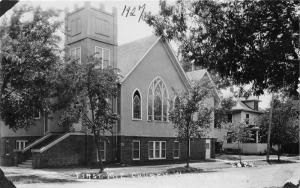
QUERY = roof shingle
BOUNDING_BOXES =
[117,35,159,78]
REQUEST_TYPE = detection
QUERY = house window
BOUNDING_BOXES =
[5,140,9,155]
[95,46,110,68]
[173,141,180,159]
[227,114,232,123]
[33,109,40,119]
[70,18,82,36]
[132,140,140,160]
[148,141,166,159]
[147,77,168,122]
[70,47,81,64]
[95,18,109,36]
[245,114,250,124]
[97,141,106,161]
[113,97,118,114]
[227,132,233,143]
[132,90,141,119]
[15,140,27,151]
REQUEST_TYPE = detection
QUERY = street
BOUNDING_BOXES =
[15,163,300,188]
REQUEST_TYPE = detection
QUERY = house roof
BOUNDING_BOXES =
[117,35,159,81]
[186,69,207,82]
[240,96,261,102]
[186,69,221,105]
[231,100,263,114]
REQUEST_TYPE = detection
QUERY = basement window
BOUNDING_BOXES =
[132,140,140,160]
[96,141,106,161]
[173,141,180,159]
[148,141,166,160]
[15,140,27,151]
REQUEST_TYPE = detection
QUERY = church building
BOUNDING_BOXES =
[0,2,220,168]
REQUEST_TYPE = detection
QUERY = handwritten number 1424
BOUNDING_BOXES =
[121,4,146,22]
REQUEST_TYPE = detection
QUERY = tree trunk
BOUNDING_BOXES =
[93,131,104,173]
[186,137,190,168]
[277,144,281,161]
[238,141,241,163]
[267,95,274,162]
[185,121,191,168]
[89,97,104,173]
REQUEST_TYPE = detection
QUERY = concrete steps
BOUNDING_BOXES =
[18,159,32,168]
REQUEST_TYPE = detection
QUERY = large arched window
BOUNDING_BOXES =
[132,89,141,119]
[148,77,168,121]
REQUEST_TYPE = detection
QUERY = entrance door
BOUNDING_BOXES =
[205,139,211,159]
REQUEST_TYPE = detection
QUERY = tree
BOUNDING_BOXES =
[214,97,236,128]
[169,80,213,168]
[144,0,299,97]
[0,6,62,130]
[223,122,254,163]
[259,95,299,161]
[56,56,120,173]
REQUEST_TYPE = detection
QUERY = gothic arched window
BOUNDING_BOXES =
[132,89,141,119]
[148,77,168,121]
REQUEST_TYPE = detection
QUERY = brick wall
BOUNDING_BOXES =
[32,135,117,168]
[0,136,40,166]
[118,136,209,165]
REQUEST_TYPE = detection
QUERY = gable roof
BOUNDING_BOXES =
[117,35,191,90]
[231,100,263,114]
[117,35,159,81]
[186,69,221,105]
[186,69,207,81]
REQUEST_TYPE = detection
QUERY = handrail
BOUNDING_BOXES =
[22,134,53,153]
[31,132,85,153]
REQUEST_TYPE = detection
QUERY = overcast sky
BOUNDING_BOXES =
[2,0,271,109]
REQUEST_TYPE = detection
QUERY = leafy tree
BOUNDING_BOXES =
[56,56,120,172]
[259,95,299,160]
[169,81,213,168]
[223,122,254,162]
[145,0,299,96]
[0,6,62,130]
[214,97,236,128]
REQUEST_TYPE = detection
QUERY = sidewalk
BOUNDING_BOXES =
[1,155,299,184]
[1,160,230,184]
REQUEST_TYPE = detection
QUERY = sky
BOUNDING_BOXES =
[1,0,272,109]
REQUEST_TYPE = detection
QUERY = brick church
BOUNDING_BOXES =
[0,2,220,168]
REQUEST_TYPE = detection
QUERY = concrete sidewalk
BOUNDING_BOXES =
[1,160,230,184]
[1,155,299,184]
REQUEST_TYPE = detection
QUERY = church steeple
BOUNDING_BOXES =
[65,2,118,68]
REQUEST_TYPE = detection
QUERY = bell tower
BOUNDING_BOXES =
[65,2,118,68]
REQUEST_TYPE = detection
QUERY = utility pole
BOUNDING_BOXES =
[266,94,274,162]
